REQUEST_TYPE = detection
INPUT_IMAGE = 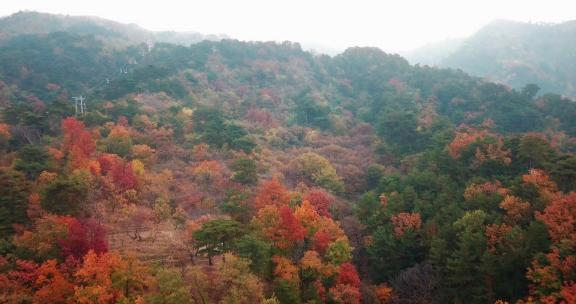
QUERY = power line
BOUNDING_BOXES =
[71,43,153,115]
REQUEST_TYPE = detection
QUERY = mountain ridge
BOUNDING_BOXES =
[404,18,576,97]
[0,11,228,47]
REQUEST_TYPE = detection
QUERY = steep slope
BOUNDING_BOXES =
[2,33,575,137]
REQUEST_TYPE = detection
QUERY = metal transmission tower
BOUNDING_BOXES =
[72,96,86,116]
[80,96,86,114]
[146,39,154,54]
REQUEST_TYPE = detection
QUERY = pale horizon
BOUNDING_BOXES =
[1,0,575,54]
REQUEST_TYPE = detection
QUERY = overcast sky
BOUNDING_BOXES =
[1,0,574,53]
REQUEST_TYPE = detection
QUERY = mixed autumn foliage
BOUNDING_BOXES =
[1,16,576,304]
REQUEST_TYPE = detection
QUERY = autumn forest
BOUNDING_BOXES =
[1,11,576,304]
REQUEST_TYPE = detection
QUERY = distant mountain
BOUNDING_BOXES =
[0,11,228,47]
[401,38,464,66]
[404,19,576,97]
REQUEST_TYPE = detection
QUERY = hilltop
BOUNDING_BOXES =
[0,11,227,47]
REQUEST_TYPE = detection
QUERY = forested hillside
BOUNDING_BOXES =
[0,11,226,47]
[1,13,576,304]
[405,19,576,97]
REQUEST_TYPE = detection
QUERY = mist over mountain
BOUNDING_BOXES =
[404,19,576,96]
[402,38,465,66]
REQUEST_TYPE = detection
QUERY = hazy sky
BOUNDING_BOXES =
[1,0,574,53]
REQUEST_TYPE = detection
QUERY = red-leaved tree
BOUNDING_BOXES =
[59,218,107,259]
[303,188,335,217]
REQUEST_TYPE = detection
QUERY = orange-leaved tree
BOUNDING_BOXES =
[61,117,96,170]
